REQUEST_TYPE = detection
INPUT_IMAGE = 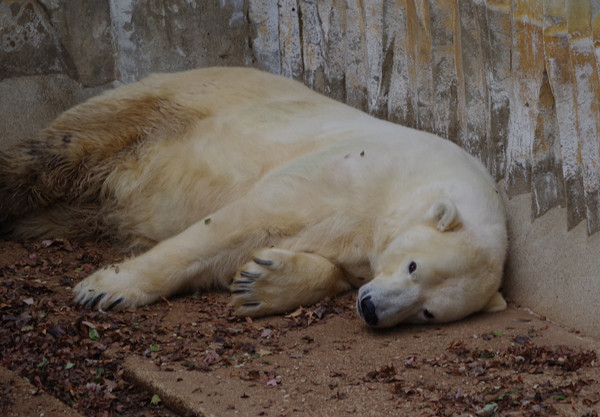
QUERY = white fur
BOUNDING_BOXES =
[62,67,507,326]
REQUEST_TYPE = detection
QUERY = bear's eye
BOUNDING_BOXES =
[408,261,417,274]
[423,309,435,319]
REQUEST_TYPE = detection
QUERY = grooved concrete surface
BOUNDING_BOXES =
[121,306,600,417]
[0,366,84,417]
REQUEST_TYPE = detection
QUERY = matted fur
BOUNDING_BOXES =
[0,67,508,327]
[0,88,206,245]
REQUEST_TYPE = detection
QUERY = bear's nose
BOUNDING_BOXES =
[359,295,378,326]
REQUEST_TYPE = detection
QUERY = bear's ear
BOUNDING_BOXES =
[427,198,461,232]
[481,291,507,313]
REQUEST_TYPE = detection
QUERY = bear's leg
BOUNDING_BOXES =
[73,147,360,311]
[72,197,282,310]
[230,248,352,317]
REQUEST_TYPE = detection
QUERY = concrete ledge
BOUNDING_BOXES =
[121,307,599,417]
[0,366,83,417]
[123,356,213,417]
[502,189,600,338]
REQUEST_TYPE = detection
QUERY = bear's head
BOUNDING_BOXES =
[357,198,507,327]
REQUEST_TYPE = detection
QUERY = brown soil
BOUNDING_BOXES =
[1,239,599,417]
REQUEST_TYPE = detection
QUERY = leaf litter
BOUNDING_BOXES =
[1,239,599,416]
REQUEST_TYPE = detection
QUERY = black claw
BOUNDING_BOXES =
[240,270,261,279]
[89,292,106,309]
[83,292,104,309]
[243,301,260,306]
[107,296,125,310]
[253,258,274,266]
[231,288,249,294]
[233,278,254,285]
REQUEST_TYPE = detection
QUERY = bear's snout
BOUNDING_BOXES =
[358,294,378,326]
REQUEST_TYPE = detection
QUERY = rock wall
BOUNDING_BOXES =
[2,0,600,334]
[250,0,600,237]
[4,0,597,235]
[0,0,255,147]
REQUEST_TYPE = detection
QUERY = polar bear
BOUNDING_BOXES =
[0,67,507,327]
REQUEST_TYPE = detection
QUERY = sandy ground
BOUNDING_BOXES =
[1,239,599,416]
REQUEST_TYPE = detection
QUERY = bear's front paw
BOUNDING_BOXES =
[73,265,159,310]
[230,248,297,317]
[230,248,347,317]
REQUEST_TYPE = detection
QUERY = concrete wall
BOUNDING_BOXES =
[1,0,599,336]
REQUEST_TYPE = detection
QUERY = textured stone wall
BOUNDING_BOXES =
[0,0,255,147]
[247,0,600,236]
[3,0,600,235]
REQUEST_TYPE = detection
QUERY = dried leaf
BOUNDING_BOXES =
[36,357,49,368]
[88,328,100,340]
[476,403,498,417]
[514,335,530,345]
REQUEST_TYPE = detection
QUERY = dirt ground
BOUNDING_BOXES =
[1,239,599,417]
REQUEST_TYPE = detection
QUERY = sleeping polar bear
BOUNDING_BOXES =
[0,67,508,327]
